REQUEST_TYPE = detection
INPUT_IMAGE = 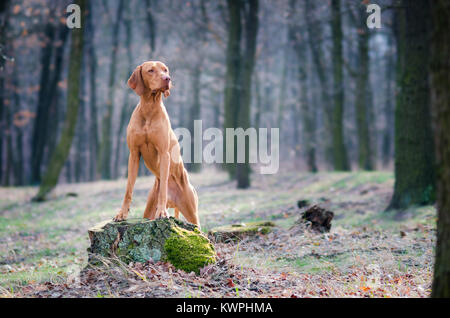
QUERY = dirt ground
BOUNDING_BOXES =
[0,169,436,297]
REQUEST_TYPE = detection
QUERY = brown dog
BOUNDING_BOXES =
[113,61,200,228]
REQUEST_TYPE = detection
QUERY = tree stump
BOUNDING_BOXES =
[87,217,216,274]
[296,205,334,233]
[208,221,276,243]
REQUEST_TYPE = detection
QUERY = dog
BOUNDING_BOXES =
[113,61,200,228]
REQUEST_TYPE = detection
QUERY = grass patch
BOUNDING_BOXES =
[0,169,436,297]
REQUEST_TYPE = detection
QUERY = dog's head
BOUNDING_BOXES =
[128,61,171,98]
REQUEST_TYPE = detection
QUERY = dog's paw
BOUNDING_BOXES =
[113,207,130,222]
[113,213,126,222]
[155,208,169,219]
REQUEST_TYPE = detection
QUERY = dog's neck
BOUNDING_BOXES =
[139,91,164,118]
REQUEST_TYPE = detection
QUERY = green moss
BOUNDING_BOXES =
[208,221,276,242]
[164,226,216,274]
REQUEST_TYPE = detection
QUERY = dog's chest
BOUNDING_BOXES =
[131,119,158,145]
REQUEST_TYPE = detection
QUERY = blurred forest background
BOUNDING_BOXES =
[1,0,450,298]
[0,0,398,188]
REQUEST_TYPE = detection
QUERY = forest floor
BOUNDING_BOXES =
[0,169,436,298]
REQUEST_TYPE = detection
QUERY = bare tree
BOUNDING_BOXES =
[430,0,450,298]
[34,0,86,201]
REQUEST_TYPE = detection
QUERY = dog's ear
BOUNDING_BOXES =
[128,65,145,96]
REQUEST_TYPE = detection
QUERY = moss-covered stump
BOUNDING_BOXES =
[87,217,216,274]
[208,221,276,243]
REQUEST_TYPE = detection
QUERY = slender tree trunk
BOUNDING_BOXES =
[304,0,333,168]
[115,3,134,178]
[45,26,70,163]
[34,0,86,201]
[0,77,3,183]
[223,0,242,179]
[86,1,99,181]
[299,58,317,173]
[65,154,72,183]
[430,0,450,298]
[354,5,375,171]
[12,67,24,185]
[213,91,221,130]
[75,58,88,183]
[388,0,435,210]
[236,0,259,189]
[331,0,349,171]
[382,34,395,168]
[0,0,11,183]
[186,61,202,172]
[254,73,262,131]
[31,20,57,183]
[144,0,156,51]
[2,99,14,186]
[98,0,124,180]
[31,20,69,184]
[289,0,317,172]
[0,73,4,184]
[276,41,289,130]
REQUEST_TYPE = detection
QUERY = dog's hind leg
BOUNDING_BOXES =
[167,174,199,227]
[143,178,159,219]
[177,184,200,228]
[174,207,180,219]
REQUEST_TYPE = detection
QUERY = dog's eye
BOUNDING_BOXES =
[149,69,154,73]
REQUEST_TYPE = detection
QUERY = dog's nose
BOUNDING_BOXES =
[162,75,171,82]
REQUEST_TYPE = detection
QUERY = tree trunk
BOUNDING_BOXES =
[388,0,435,210]
[34,0,86,201]
[254,72,262,131]
[144,0,156,52]
[186,61,202,173]
[45,26,70,165]
[381,34,395,168]
[430,0,450,298]
[98,0,125,180]
[12,67,24,185]
[31,19,69,184]
[0,77,3,183]
[31,20,57,183]
[2,98,14,186]
[304,0,333,168]
[115,3,134,178]
[289,0,317,172]
[330,0,349,171]
[354,6,374,171]
[276,40,289,130]
[236,0,259,189]
[75,56,88,183]
[86,1,99,181]
[223,0,242,179]
[0,0,11,183]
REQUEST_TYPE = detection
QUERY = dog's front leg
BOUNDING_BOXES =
[114,150,140,221]
[155,151,170,219]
